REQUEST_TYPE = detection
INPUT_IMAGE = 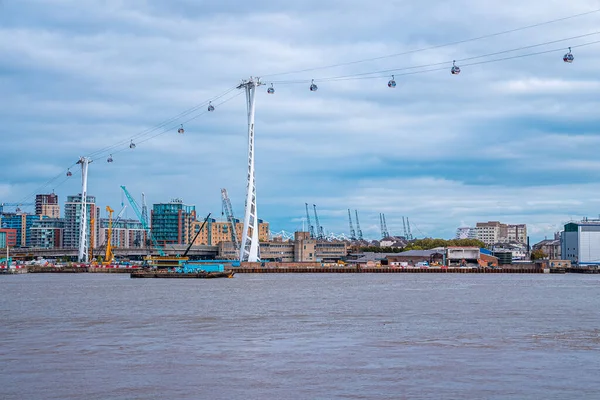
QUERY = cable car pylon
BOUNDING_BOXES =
[237,77,263,262]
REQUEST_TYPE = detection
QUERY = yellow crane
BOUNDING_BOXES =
[89,216,95,263]
[103,206,115,265]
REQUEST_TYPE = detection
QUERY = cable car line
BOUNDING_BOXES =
[260,8,600,78]
[268,32,600,84]
[89,91,244,162]
[85,86,238,158]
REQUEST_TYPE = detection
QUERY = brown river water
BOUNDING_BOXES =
[1,273,599,399]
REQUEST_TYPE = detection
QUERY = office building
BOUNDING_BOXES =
[35,193,60,218]
[151,199,196,246]
[0,213,44,247]
[63,194,99,249]
[0,228,17,248]
[30,219,64,248]
[99,218,146,249]
[191,219,270,246]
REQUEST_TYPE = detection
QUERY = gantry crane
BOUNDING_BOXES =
[355,210,363,241]
[348,209,356,240]
[305,203,316,239]
[313,204,324,240]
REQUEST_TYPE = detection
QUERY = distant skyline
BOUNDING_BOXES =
[1,1,599,243]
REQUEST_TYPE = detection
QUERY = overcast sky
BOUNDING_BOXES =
[1,0,599,242]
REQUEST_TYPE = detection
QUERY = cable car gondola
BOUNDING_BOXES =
[563,47,574,63]
[388,75,396,88]
[130,140,136,149]
[310,79,318,92]
[267,83,275,94]
[208,101,215,112]
[107,154,113,163]
[66,169,72,177]
[178,124,184,134]
[451,60,461,75]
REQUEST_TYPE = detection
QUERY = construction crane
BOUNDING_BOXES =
[0,202,34,214]
[348,209,356,240]
[89,216,95,262]
[406,217,413,240]
[305,203,315,239]
[355,210,363,241]
[120,185,165,256]
[221,189,240,257]
[313,204,324,240]
[183,213,211,258]
[141,193,149,227]
[104,206,115,265]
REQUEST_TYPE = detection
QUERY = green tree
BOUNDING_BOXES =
[530,249,547,260]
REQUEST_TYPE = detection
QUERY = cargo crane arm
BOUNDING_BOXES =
[183,213,211,258]
[120,185,165,256]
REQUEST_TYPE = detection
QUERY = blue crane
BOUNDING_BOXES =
[305,203,316,239]
[120,186,165,256]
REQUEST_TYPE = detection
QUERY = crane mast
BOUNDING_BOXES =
[355,210,363,241]
[104,206,115,264]
[141,192,149,227]
[406,217,413,240]
[305,203,315,239]
[348,209,356,240]
[221,188,240,258]
[313,204,324,240]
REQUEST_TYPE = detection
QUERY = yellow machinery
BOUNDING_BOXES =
[89,216,95,262]
[103,206,115,265]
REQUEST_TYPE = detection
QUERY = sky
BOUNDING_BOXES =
[1,0,600,243]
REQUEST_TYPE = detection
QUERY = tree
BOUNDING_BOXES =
[531,249,548,260]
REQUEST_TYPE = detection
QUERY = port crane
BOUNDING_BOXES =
[221,189,240,258]
[348,209,356,240]
[380,213,390,238]
[120,185,165,256]
[355,210,363,241]
[305,203,316,239]
[313,204,324,240]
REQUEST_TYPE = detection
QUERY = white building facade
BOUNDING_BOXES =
[561,220,600,266]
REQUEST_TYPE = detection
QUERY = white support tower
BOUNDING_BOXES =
[238,77,262,262]
[77,157,92,262]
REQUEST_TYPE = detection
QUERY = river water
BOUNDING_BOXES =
[1,273,599,399]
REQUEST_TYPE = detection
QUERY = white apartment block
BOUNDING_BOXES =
[475,221,527,246]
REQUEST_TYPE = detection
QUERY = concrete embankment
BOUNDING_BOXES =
[228,266,544,274]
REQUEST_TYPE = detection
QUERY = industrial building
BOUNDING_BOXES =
[151,199,196,246]
[532,234,561,260]
[561,219,600,266]
[218,231,347,262]
[63,194,99,249]
[35,194,60,218]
